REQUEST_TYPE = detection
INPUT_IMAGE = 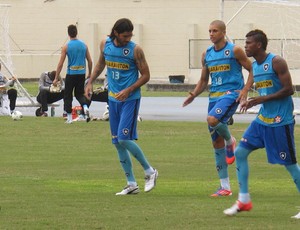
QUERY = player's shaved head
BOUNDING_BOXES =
[210,20,226,32]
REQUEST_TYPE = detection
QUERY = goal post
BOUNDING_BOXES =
[221,0,300,114]
[0,4,40,107]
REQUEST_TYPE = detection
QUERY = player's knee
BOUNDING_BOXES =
[235,146,250,161]
[118,139,129,146]
[207,115,219,127]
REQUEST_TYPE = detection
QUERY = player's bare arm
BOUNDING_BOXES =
[85,40,106,99]
[133,45,150,87]
[269,56,294,98]
[54,45,67,86]
[85,46,93,78]
[183,52,209,107]
[241,56,293,112]
[234,45,254,102]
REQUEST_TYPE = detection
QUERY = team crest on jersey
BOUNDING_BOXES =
[123,48,130,56]
[215,108,222,114]
[123,128,129,135]
[279,152,287,160]
[264,63,269,71]
[224,49,230,57]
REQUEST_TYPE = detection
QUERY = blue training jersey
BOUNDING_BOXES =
[253,53,294,127]
[104,37,140,102]
[205,42,244,102]
[66,39,87,75]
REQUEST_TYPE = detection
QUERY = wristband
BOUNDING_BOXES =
[189,92,195,97]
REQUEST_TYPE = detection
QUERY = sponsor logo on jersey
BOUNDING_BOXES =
[256,80,273,89]
[241,137,248,142]
[70,65,85,71]
[106,61,129,70]
[257,114,281,124]
[274,116,282,123]
[208,64,230,73]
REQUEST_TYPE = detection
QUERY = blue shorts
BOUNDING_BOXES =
[208,97,239,141]
[239,120,297,165]
[109,99,140,144]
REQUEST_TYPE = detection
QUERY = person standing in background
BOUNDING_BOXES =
[53,24,93,124]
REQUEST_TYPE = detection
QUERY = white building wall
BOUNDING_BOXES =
[0,0,299,83]
[0,0,220,80]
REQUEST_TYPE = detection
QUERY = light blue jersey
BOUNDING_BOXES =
[104,37,140,102]
[253,53,294,127]
[66,39,87,75]
[205,42,244,102]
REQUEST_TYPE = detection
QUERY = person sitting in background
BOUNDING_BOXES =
[0,63,17,115]
[36,70,65,117]
[73,77,108,121]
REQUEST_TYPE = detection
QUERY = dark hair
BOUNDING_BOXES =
[49,71,56,81]
[109,18,134,39]
[68,24,77,38]
[246,29,268,51]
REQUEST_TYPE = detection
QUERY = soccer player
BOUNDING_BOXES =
[183,20,253,196]
[36,70,65,117]
[85,18,158,195]
[223,29,300,218]
[53,24,93,124]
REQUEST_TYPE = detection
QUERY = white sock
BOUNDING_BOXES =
[67,113,72,121]
[226,136,233,145]
[238,193,251,203]
[220,177,231,190]
[83,104,88,112]
[145,167,155,176]
[128,181,137,186]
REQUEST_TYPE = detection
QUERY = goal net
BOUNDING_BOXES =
[221,0,300,114]
[0,4,38,107]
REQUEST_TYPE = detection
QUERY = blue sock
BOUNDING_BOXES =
[114,143,136,183]
[235,146,251,193]
[118,140,151,171]
[215,147,228,179]
[285,164,300,192]
[211,122,231,141]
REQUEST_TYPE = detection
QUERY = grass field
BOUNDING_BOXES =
[19,81,205,98]
[1,117,300,229]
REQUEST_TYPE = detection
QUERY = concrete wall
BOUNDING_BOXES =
[0,0,299,83]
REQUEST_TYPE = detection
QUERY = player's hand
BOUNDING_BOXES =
[182,92,195,107]
[236,88,248,103]
[115,89,130,101]
[52,78,58,87]
[239,96,262,113]
[84,83,93,100]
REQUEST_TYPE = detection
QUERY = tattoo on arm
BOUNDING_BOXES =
[135,47,147,70]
